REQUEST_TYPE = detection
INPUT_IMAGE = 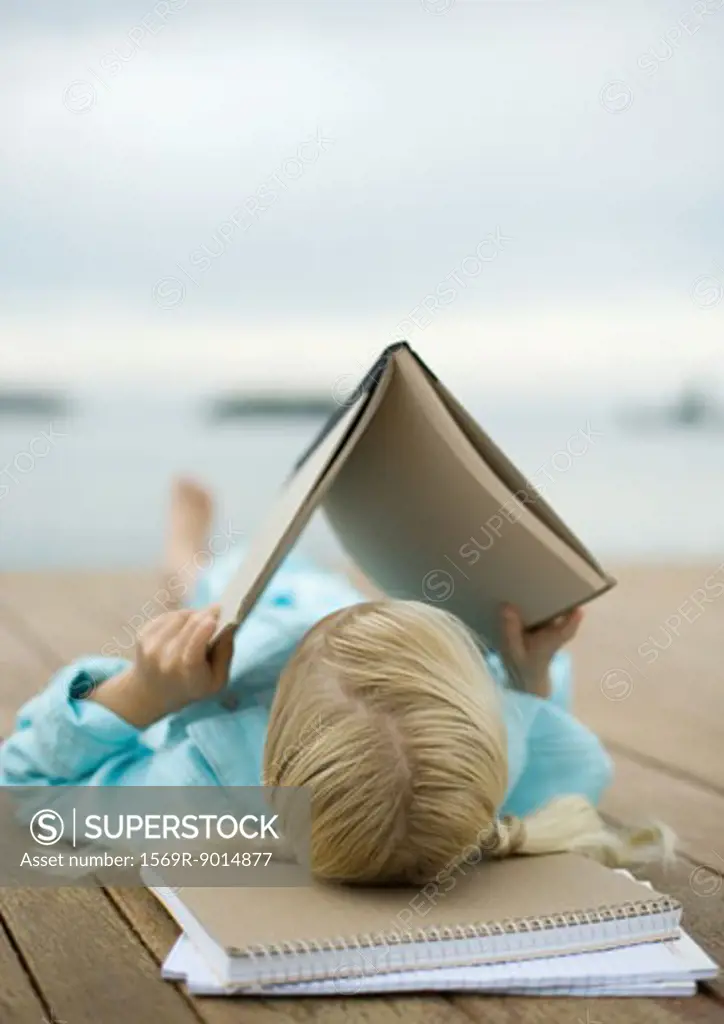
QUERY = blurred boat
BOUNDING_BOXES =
[0,388,70,417]
[619,385,724,432]
[207,392,334,421]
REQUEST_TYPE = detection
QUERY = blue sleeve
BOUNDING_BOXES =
[0,658,219,788]
[498,650,611,818]
[502,698,613,819]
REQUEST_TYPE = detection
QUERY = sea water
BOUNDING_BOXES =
[1,389,722,569]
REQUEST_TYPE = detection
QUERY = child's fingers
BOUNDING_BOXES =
[500,604,526,663]
[179,608,220,668]
[140,609,193,648]
[171,609,211,653]
[557,608,583,644]
[535,609,582,648]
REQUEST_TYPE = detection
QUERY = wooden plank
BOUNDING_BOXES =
[105,886,300,1024]
[0,574,114,731]
[636,859,724,1003]
[603,750,724,876]
[572,564,724,794]
[0,917,48,1023]
[56,570,171,646]
[64,571,165,623]
[0,607,56,677]
[0,571,172,670]
[452,994,724,1023]
[0,887,201,1024]
[0,613,54,733]
[0,570,159,636]
[277,997,464,1024]
[0,574,111,668]
[197,992,463,1024]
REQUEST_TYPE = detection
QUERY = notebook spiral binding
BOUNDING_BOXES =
[242,895,681,960]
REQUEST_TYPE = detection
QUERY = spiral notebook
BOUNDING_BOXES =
[163,929,717,998]
[145,853,682,989]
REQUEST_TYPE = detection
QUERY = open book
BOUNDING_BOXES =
[214,342,615,652]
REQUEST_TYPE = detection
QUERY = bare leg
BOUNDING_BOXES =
[164,477,214,588]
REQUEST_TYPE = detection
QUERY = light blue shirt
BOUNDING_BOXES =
[0,550,612,818]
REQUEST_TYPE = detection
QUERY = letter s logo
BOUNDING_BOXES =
[29,809,65,845]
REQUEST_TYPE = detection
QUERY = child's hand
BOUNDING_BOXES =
[133,607,235,712]
[500,604,582,697]
[91,607,236,727]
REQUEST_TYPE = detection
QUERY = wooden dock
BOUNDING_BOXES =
[0,566,723,1023]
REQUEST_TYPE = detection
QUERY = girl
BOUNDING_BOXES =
[0,480,667,883]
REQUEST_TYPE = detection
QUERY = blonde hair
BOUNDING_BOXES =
[263,600,672,884]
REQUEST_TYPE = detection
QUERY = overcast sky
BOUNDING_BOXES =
[2,0,723,394]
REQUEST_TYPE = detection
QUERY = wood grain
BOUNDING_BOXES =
[635,859,724,1002]
[0,917,48,1024]
[603,750,724,875]
[0,887,200,1024]
[0,573,108,668]
[106,886,303,1024]
[451,994,724,1023]
[0,615,52,734]
[573,564,724,794]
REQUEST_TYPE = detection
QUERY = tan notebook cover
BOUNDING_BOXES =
[163,853,677,957]
[214,343,615,652]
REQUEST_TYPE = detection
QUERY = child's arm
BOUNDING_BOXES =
[0,608,235,788]
[499,604,582,698]
[89,606,235,728]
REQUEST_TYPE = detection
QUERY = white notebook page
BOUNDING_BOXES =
[163,931,716,997]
